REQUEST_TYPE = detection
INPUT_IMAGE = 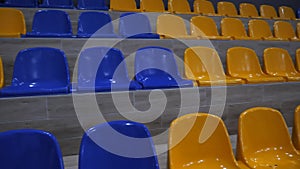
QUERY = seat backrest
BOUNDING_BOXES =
[248,19,274,39]
[135,46,180,80]
[297,23,300,38]
[221,18,247,38]
[227,47,265,77]
[12,47,70,86]
[0,129,64,169]
[157,14,188,38]
[184,47,226,80]
[4,0,37,7]
[190,16,220,37]
[168,0,191,13]
[78,47,130,86]
[273,21,297,39]
[119,13,152,37]
[0,57,4,88]
[31,10,72,35]
[77,0,107,10]
[263,47,298,76]
[41,0,73,7]
[260,5,278,18]
[296,49,300,72]
[239,3,259,17]
[79,120,159,169]
[217,1,238,16]
[292,105,300,150]
[140,0,164,12]
[193,0,216,15]
[169,113,239,169]
[110,0,137,11]
[278,6,296,19]
[237,107,296,163]
[77,12,114,36]
[0,8,26,37]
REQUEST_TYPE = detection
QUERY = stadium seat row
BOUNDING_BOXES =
[1,0,299,20]
[2,106,300,168]
[2,8,300,41]
[1,46,300,97]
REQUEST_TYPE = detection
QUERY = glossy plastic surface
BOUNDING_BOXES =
[237,107,300,168]
[0,129,64,169]
[227,47,285,84]
[169,113,247,169]
[239,3,260,18]
[274,21,299,41]
[279,6,296,20]
[292,105,300,150]
[217,1,238,16]
[2,0,37,7]
[77,47,141,92]
[193,0,218,16]
[184,47,244,86]
[77,0,108,10]
[190,16,230,40]
[168,0,192,14]
[296,49,300,72]
[0,47,70,97]
[140,0,165,12]
[260,5,278,18]
[264,47,300,81]
[135,46,193,89]
[77,12,118,38]
[26,10,73,38]
[298,9,300,19]
[221,18,255,40]
[39,0,74,9]
[248,19,278,40]
[157,14,197,39]
[297,23,300,39]
[79,120,159,169]
[0,57,4,89]
[119,13,159,39]
[110,0,139,12]
[0,8,26,38]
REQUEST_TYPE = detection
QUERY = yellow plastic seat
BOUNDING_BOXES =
[184,47,244,86]
[263,47,300,81]
[110,0,139,12]
[217,1,239,17]
[0,57,4,88]
[274,21,299,41]
[296,49,300,72]
[260,5,279,19]
[292,105,300,150]
[221,18,259,40]
[193,0,219,16]
[248,19,279,40]
[157,14,197,39]
[297,23,300,39]
[0,8,26,38]
[190,16,231,40]
[169,113,250,169]
[168,0,193,14]
[226,47,285,84]
[237,107,300,169]
[279,6,296,20]
[239,3,261,18]
[140,0,165,12]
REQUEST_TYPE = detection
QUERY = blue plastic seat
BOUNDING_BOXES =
[0,47,70,97]
[26,10,73,38]
[77,0,108,10]
[77,12,118,38]
[0,129,64,169]
[39,0,74,8]
[1,0,37,7]
[135,46,193,89]
[298,8,300,19]
[119,13,160,39]
[77,47,141,92]
[79,120,159,169]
